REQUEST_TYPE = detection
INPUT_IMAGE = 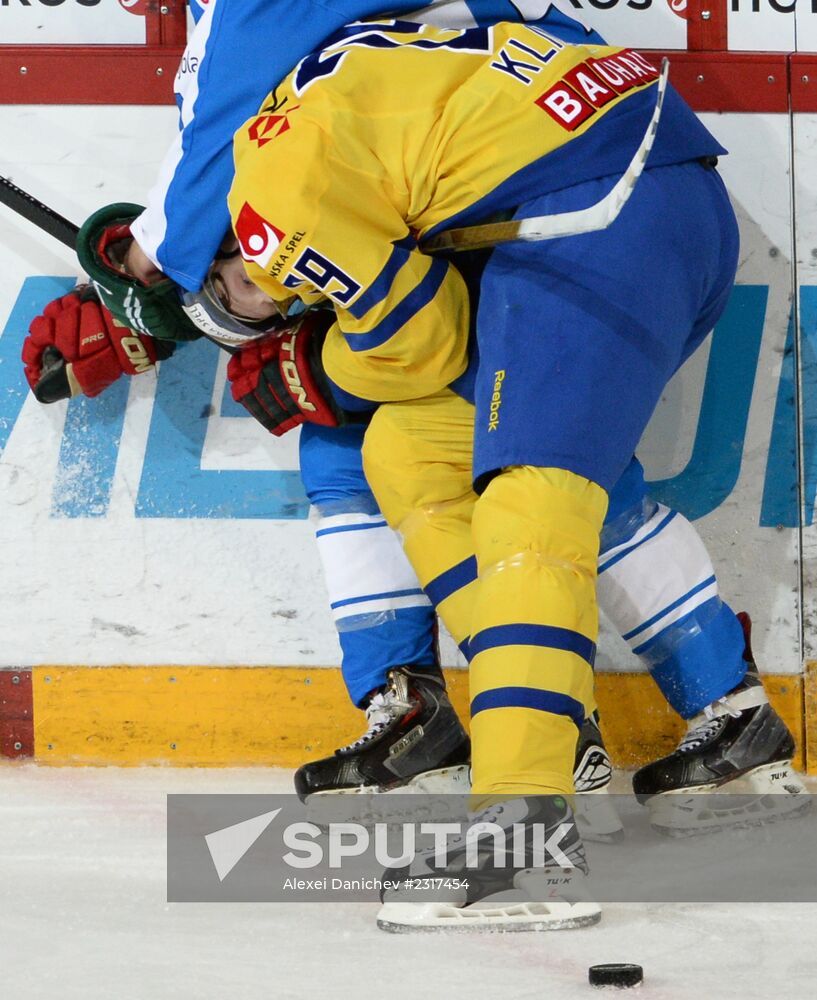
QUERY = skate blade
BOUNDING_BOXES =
[376,898,601,933]
[378,866,601,933]
[648,761,811,837]
[303,764,470,824]
[574,788,625,844]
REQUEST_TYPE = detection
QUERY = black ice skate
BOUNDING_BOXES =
[376,795,601,932]
[573,713,624,843]
[294,664,470,803]
[632,613,809,836]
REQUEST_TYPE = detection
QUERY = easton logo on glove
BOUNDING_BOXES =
[279,328,317,412]
[227,310,344,436]
[22,285,172,403]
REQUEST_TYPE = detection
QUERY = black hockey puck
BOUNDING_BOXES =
[588,964,643,989]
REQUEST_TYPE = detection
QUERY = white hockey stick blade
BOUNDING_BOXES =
[425,58,669,253]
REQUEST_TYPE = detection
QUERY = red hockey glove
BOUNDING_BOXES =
[22,286,172,404]
[227,310,344,436]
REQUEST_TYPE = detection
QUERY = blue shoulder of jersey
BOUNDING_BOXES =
[155,0,602,291]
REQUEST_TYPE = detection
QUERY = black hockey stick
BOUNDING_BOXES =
[1,175,86,399]
[0,173,79,250]
[0,170,241,390]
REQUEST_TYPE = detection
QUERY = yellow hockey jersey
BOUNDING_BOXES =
[228,20,723,405]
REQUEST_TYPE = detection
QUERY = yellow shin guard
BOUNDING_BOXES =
[363,397,608,800]
[469,467,608,799]
[362,391,479,648]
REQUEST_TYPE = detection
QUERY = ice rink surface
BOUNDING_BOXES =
[1,764,815,1000]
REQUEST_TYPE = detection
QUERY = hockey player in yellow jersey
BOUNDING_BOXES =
[229,20,721,397]
[226,18,739,929]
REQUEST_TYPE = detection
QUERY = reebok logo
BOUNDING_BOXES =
[488,370,505,432]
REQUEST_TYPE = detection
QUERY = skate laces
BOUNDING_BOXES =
[338,688,413,753]
[678,699,741,753]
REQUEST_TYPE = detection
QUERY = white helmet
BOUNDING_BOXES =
[181,243,307,349]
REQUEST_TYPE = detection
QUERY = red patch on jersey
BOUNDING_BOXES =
[535,85,595,131]
[586,51,659,94]
[235,203,285,269]
[537,50,659,131]
[562,64,617,110]
[247,108,300,147]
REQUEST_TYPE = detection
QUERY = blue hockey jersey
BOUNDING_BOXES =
[131,0,601,291]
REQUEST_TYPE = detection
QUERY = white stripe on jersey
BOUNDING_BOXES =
[597,503,719,653]
[332,593,432,625]
[629,579,720,653]
[313,511,431,623]
[130,0,216,270]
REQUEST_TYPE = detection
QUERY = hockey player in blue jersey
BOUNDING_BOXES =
[18,0,805,844]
